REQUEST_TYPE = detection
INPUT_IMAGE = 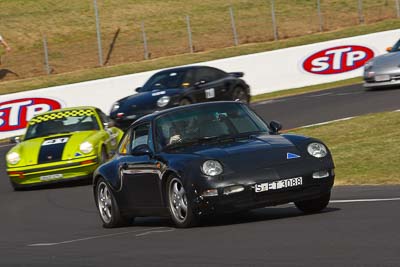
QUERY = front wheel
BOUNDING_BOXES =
[96,177,130,228]
[179,98,192,106]
[167,176,197,228]
[294,192,331,214]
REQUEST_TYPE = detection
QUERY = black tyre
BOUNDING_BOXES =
[100,146,108,164]
[294,192,331,214]
[10,180,24,191]
[166,176,197,228]
[179,98,192,106]
[95,177,130,228]
[232,86,249,103]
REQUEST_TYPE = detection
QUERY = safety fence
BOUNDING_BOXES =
[0,0,399,82]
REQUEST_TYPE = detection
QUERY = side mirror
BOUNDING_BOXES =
[103,121,115,129]
[269,121,282,134]
[135,87,142,93]
[386,47,392,52]
[131,144,153,156]
[10,136,21,144]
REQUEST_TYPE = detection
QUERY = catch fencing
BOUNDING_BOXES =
[0,0,399,82]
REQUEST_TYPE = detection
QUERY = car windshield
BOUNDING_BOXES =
[390,39,400,52]
[24,110,100,140]
[155,103,269,151]
[141,70,187,91]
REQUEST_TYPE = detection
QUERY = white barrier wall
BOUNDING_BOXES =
[1,29,399,139]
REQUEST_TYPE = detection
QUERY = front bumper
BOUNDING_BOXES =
[191,169,335,215]
[363,79,400,89]
[363,72,400,89]
[7,155,99,186]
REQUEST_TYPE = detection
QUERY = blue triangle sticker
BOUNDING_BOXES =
[287,153,300,159]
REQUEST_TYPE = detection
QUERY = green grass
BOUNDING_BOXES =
[291,111,400,185]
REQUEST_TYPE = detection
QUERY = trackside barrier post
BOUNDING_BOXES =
[42,35,51,75]
[396,0,400,18]
[141,21,149,60]
[358,0,364,24]
[270,0,278,41]
[229,7,239,46]
[317,0,324,32]
[93,0,103,66]
[186,15,194,53]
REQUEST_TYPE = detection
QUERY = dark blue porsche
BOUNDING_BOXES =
[109,66,250,129]
[94,102,335,228]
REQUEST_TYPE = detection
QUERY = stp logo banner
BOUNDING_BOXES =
[0,98,63,132]
[302,45,374,75]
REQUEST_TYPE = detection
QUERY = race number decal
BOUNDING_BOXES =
[42,137,69,146]
[205,88,215,99]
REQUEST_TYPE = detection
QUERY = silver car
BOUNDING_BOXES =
[363,39,400,89]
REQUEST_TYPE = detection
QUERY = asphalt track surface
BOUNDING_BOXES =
[1,84,400,266]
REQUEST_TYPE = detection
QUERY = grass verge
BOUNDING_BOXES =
[290,111,400,185]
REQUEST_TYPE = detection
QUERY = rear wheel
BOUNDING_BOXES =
[100,147,108,164]
[232,86,249,103]
[294,192,331,214]
[96,177,130,228]
[167,176,197,228]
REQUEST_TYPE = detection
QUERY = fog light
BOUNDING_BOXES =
[313,171,330,179]
[202,189,218,197]
[223,185,245,195]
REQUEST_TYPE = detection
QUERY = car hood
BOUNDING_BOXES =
[173,134,305,172]
[118,89,181,112]
[8,131,97,166]
[371,52,400,69]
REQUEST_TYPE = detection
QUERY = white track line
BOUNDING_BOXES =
[135,229,175,237]
[27,227,171,247]
[301,117,354,128]
[330,197,400,204]
[306,93,333,97]
[0,143,12,148]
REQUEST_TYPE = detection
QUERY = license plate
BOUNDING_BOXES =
[205,88,215,99]
[40,174,63,181]
[374,75,390,82]
[255,177,302,193]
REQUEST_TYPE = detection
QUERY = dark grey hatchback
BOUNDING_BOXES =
[109,66,250,129]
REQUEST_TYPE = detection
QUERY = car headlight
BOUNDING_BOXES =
[80,142,93,154]
[111,102,120,113]
[7,152,20,165]
[364,61,373,70]
[307,142,328,158]
[201,160,223,176]
[157,96,170,107]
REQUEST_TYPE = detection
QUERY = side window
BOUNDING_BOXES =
[97,109,110,124]
[131,123,150,151]
[182,70,195,87]
[118,130,132,155]
[195,68,225,83]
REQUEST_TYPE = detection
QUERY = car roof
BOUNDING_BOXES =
[133,101,243,125]
[31,106,98,117]
[156,65,218,74]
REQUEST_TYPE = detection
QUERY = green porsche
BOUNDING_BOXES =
[6,106,124,190]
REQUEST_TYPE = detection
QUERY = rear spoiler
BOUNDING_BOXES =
[228,72,244,78]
